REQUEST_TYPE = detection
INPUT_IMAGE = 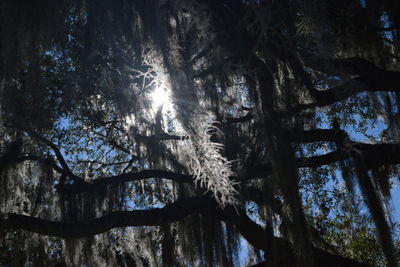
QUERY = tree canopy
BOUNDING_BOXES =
[0,0,400,266]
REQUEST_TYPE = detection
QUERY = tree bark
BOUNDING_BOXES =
[1,196,371,266]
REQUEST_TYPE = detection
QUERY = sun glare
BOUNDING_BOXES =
[151,86,169,110]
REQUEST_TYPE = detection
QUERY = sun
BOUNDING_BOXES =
[151,86,170,111]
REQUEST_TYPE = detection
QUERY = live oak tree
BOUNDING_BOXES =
[0,0,400,266]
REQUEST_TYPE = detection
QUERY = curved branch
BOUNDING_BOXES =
[296,142,400,169]
[312,71,400,107]
[0,196,216,238]
[0,194,370,266]
[59,163,270,194]
[289,128,400,169]
[58,126,400,194]
[57,169,195,193]
[299,56,400,107]
[220,208,371,267]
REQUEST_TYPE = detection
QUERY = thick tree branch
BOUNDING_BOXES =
[299,56,400,107]
[59,163,275,194]
[297,142,400,169]
[356,142,400,166]
[303,57,384,76]
[0,196,216,238]
[290,128,400,169]
[297,151,344,168]
[57,169,195,193]
[311,71,400,107]
[220,208,371,267]
[52,125,399,195]
[0,195,370,266]
[287,128,347,143]
[243,186,339,255]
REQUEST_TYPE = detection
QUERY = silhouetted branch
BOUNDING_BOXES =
[297,151,345,168]
[287,128,347,143]
[56,128,400,195]
[303,57,383,76]
[291,55,400,108]
[220,208,371,267]
[57,169,195,193]
[4,124,84,183]
[289,128,400,168]
[312,71,400,107]
[0,195,371,266]
[0,196,216,238]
